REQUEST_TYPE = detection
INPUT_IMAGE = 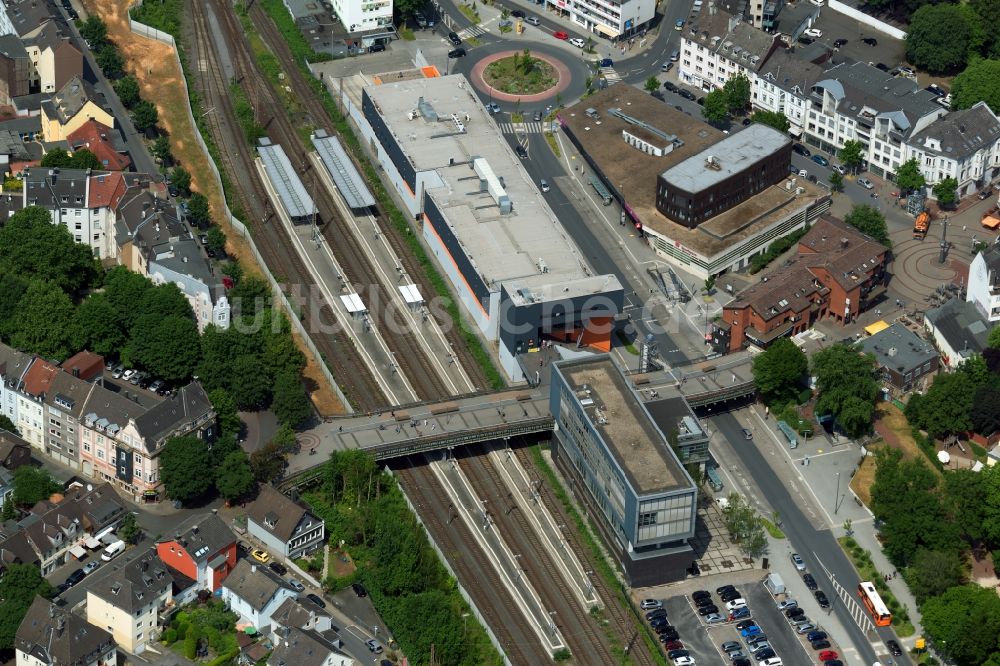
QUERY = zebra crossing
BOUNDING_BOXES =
[600,66,621,84]
[497,121,546,134]
[457,24,489,39]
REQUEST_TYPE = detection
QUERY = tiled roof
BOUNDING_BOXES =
[21,358,59,398]
[686,7,778,72]
[67,120,130,172]
[167,513,235,561]
[87,548,173,613]
[223,559,293,612]
[15,597,116,666]
[133,382,213,451]
[60,351,104,381]
[86,171,125,210]
[245,485,314,543]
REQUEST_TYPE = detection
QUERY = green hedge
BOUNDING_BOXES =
[749,225,810,274]
[204,648,240,666]
[129,0,185,40]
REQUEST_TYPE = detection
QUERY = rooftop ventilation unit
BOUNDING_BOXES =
[705,155,721,170]
[472,157,511,214]
[417,96,438,122]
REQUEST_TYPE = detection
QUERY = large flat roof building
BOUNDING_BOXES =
[550,356,699,586]
[561,85,830,279]
[350,73,624,379]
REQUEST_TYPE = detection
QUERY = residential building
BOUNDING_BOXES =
[86,549,173,654]
[549,356,698,586]
[16,597,117,666]
[0,428,33,470]
[221,559,297,632]
[541,0,654,40]
[968,243,1000,322]
[156,513,237,591]
[318,0,392,34]
[924,297,993,368]
[40,76,113,142]
[351,74,623,379]
[561,84,831,279]
[16,358,60,454]
[716,217,889,352]
[752,44,829,139]
[245,485,325,560]
[266,627,354,666]
[905,102,1000,200]
[66,120,131,172]
[0,34,29,104]
[25,26,81,94]
[803,61,944,180]
[269,596,333,642]
[859,323,939,395]
[678,6,780,92]
[0,344,34,427]
[1,483,125,574]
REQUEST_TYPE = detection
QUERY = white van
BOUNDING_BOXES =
[101,540,125,561]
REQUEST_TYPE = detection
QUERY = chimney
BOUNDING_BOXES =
[72,367,79,377]
[887,346,897,357]
[49,169,57,185]
[840,237,849,248]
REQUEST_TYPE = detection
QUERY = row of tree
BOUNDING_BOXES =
[905,0,1000,74]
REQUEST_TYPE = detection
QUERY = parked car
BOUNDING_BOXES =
[726,598,747,611]
[875,62,889,71]
[776,599,797,611]
[733,660,751,666]
[832,164,847,175]
[814,591,830,608]
[122,368,136,381]
[66,569,86,586]
[569,37,586,48]
[663,81,677,92]
[448,48,466,58]
[785,607,805,619]
[730,607,751,620]
[812,641,832,650]
[511,9,525,17]
[811,155,829,167]
[862,37,878,46]
[679,89,696,101]
[672,657,695,666]
[749,641,771,654]
[819,651,839,661]
[525,16,540,25]
[366,639,383,653]
[646,608,667,621]
[742,117,752,126]
[697,604,719,616]
[352,582,368,597]
[796,623,817,634]
[802,573,818,590]
[659,628,680,641]
[82,561,101,575]
[803,28,822,37]
[269,562,287,575]
[754,648,776,661]
[667,650,689,660]
[704,613,726,624]
[289,579,305,592]
[675,18,685,30]
[797,36,814,45]
[307,593,326,608]
[448,31,462,45]
[553,31,568,40]
[790,616,812,627]
[807,631,827,642]
[368,43,385,53]
[823,661,843,666]
[149,379,165,393]
[721,590,742,602]
[663,640,684,651]
[792,143,810,157]
[833,38,848,48]
[858,178,874,189]
[790,553,806,570]
[662,61,674,72]
[721,641,742,652]
[736,620,756,630]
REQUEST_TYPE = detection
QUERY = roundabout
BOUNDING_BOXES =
[482,52,560,97]
[453,43,588,107]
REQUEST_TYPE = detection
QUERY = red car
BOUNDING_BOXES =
[818,651,839,661]
[662,640,683,651]
[553,31,568,39]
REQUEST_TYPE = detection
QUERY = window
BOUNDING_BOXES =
[84,443,91,452]
[97,450,105,459]
[639,511,658,527]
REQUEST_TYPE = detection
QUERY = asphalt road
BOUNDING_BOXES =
[712,411,912,666]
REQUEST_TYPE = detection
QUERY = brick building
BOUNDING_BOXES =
[714,217,889,352]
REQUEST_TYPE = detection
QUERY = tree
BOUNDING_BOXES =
[0,414,18,435]
[722,73,752,113]
[206,226,226,253]
[271,371,313,428]
[0,206,99,294]
[228,354,273,409]
[137,281,195,323]
[209,389,243,437]
[905,4,973,74]
[912,372,975,437]
[720,493,768,558]
[229,276,271,318]
[750,110,790,133]
[922,585,1000,665]
[1,498,14,520]
[160,436,215,504]
[10,281,76,361]
[95,44,124,79]
[829,171,844,192]
[170,167,192,195]
[643,76,660,93]
[249,440,287,483]
[215,450,255,502]
[132,100,159,132]
[103,266,153,331]
[151,134,172,164]
[972,383,1000,435]
[895,157,926,193]
[124,314,201,383]
[933,177,959,207]
[114,75,141,109]
[958,354,990,386]
[0,565,55,649]
[187,192,211,228]
[844,204,891,245]
[972,0,1000,57]
[839,140,865,172]
[40,148,101,170]
[701,89,729,124]
[78,15,108,46]
[990,325,1000,349]
[943,468,987,541]
[906,548,966,604]
[72,293,126,356]
[752,338,808,405]
[0,272,28,341]
[12,466,61,506]
[118,513,142,544]
[811,344,878,437]
[952,58,1000,113]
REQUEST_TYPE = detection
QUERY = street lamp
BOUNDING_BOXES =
[834,471,841,515]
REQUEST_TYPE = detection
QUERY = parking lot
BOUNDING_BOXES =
[808,8,907,71]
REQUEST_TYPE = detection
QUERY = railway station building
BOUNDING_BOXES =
[349,74,624,380]
[550,356,700,586]
[561,85,831,279]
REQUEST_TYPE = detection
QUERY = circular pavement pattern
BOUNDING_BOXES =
[470,50,572,103]
[888,231,967,305]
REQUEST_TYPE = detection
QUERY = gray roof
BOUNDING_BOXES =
[860,323,938,374]
[0,114,41,135]
[133,382,213,451]
[5,0,53,38]
[925,297,991,357]
[86,548,173,613]
[24,167,93,208]
[270,596,330,631]
[659,124,791,192]
[81,387,155,441]
[815,61,942,137]
[910,101,1000,160]
[758,46,828,95]
[16,597,116,666]
[257,138,314,219]
[0,129,30,158]
[0,190,25,222]
[0,34,29,59]
[975,243,1000,288]
[223,559,294,612]
[267,628,342,666]
[151,237,221,292]
[41,76,104,125]
[245,485,319,543]
[167,513,235,561]
[311,129,375,210]
[686,7,778,72]
[44,372,94,418]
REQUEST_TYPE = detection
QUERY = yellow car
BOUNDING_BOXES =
[251,549,270,564]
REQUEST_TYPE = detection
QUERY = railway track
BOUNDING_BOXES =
[460,445,619,665]
[187,0,387,410]
[512,444,659,666]
[394,459,544,665]
[207,0,453,404]
[245,2,494,392]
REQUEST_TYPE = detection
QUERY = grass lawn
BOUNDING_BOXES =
[850,451,877,506]
[484,55,558,95]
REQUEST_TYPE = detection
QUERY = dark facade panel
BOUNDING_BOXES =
[362,90,416,192]
[423,195,490,308]
[655,142,793,228]
[115,445,132,483]
[497,284,624,355]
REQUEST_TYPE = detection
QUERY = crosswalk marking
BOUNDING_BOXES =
[458,25,488,39]
[600,66,621,84]
[497,121,545,134]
